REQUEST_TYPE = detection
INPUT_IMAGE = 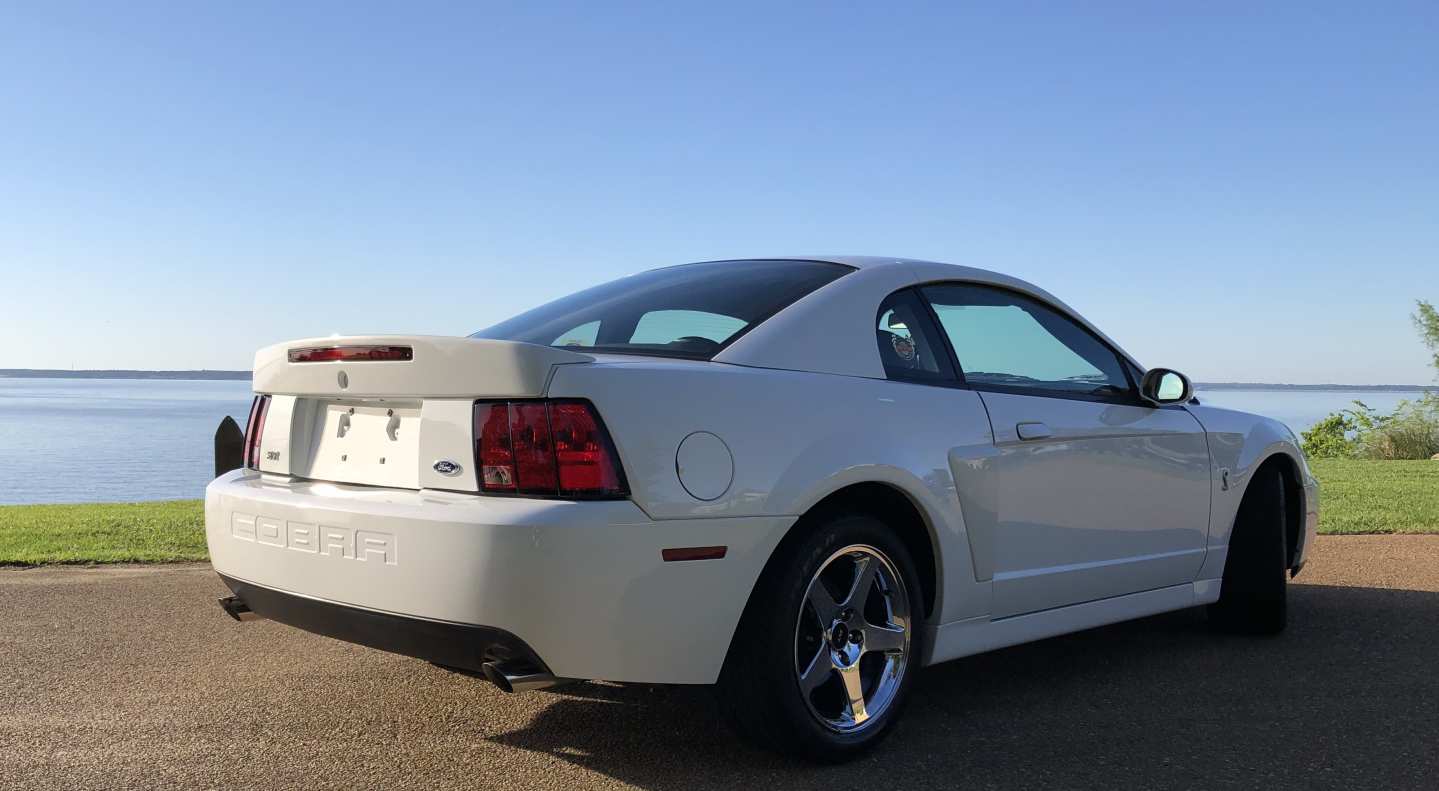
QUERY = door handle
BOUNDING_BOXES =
[1016,421,1053,440]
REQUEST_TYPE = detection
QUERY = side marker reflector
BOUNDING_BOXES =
[661,546,728,562]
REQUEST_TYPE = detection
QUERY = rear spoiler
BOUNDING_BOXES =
[251,335,594,398]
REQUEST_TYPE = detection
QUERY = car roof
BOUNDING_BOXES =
[707,256,1146,380]
[768,255,965,270]
[696,254,996,276]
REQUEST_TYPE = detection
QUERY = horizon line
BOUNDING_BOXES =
[1,368,1433,390]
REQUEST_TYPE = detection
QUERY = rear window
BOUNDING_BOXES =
[472,260,851,358]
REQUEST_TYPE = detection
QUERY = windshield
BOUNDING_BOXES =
[472,260,851,358]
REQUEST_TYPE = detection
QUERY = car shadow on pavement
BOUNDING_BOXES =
[486,584,1439,790]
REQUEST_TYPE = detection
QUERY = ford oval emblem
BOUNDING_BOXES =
[432,459,462,476]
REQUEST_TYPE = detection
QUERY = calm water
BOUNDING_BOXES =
[1193,389,1428,436]
[1,378,253,505]
[0,378,1431,505]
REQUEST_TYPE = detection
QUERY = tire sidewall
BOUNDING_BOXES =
[747,513,926,759]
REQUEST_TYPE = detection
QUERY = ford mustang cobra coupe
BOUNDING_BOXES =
[207,256,1318,761]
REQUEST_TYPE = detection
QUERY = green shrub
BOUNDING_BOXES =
[1304,394,1439,461]
[1301,412,1357,458]
[1353,393,1439,460]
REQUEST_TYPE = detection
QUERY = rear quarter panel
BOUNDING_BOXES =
[547,360,997,624]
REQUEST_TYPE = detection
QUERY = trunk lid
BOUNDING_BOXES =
[253,335,593,398]
[250,336,593,491]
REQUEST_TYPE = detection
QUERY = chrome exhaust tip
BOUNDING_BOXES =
[480,661,572,693]
[219,595,262,622]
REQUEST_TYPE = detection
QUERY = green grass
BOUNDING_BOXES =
[0,500,206,565]
[0,460,1435,564]
[1311,459,1439,534]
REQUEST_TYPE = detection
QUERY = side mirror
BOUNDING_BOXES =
[1139,368,1193,406]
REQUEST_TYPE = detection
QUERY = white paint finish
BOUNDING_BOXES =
[1193,577,1223,604]
[926,582,1204,665]
[252,335,592,398]
[976,392,1211,617]
[266,397,479,493]
[416,399,481,492]
[256,395,296,475]
[296,400,423,489]
[1015,421,1053,440]
[714,264,914,378]
[675,431,734,501]
[947,444,1001,585]
[1184,405,1319,579]
[206,470,791,684]
[212,255,1320,685]
[549,362,997,624]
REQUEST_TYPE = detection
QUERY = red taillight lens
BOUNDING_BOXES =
[473,400,627,499]
[243,395,272,470]
[549,401,624,495]
[509,402,559,491]
[287,345,413,363]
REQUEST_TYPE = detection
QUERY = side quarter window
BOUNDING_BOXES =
[920,283,1133,399]
[875,289,956,384]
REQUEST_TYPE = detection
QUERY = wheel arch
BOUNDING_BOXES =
[1240,450,1306,570]
[772,480,943,621]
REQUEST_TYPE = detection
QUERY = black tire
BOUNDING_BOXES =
[1209,467,1289,634]
[716,512,925,762]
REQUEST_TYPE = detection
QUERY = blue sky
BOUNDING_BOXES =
[2,1,1435,383]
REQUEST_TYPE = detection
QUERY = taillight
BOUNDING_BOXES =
[243,395,272,470]
[474,399,627,499]
[509,402,559,491]
[475,403,515,489]
[549,401,624,494]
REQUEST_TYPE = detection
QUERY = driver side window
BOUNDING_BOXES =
[921,283,1133,398]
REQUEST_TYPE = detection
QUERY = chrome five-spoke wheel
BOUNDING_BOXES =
[794,544,911,733]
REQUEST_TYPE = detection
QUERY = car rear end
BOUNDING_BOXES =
[206,260,851,686]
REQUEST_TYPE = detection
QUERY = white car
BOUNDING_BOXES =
[207,256,1319,761]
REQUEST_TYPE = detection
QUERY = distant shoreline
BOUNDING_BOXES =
[0,369,251,381]
[0,369,1431,390]
[1195,383,1432,392]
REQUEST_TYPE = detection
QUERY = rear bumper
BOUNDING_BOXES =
[218,573,547,673]
[205,470,792,684]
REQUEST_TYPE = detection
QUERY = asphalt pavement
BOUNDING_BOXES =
[3,535,1436,790]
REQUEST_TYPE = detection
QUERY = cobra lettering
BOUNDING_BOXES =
[230,512,397,566]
